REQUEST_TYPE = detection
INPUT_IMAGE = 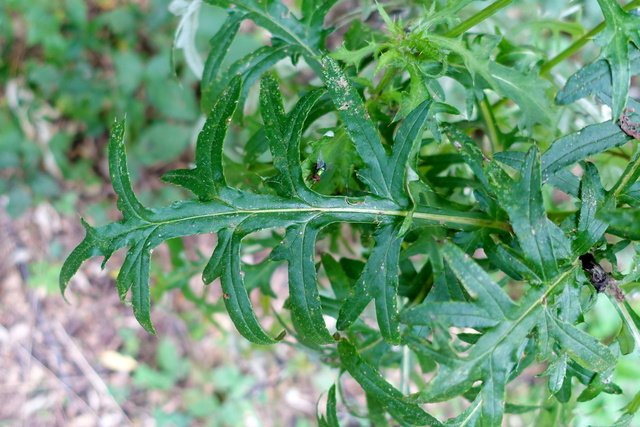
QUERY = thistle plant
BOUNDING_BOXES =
[61,1,640,425]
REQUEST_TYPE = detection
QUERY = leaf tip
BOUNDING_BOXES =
[142,321,157,336]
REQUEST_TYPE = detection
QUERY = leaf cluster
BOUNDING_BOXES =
[60,1,640,425]
[0,0,204,216]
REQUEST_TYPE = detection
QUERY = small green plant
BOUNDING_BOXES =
[0,0,213,215]
[61,1,640,425]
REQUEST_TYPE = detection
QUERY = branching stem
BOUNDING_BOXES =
[540,0,640,76]
[445,0,515,38]
[479,94,500,152]
[611,152,640,199]
[161,205,511,231]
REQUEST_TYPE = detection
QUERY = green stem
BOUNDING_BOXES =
[329,0,407,29]
[400,345,412,395]
[445,0,515,38]
[474,265,577,363]
[540,0,640,76]
[479,94,500,152]
[358,337,384,353]
[157,205,511,232]
[608,294,640,355]
[610,149,640,199]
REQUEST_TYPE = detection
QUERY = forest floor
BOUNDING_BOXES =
[0,202,333,427]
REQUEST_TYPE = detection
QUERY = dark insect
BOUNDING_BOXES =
[311,159,326,182]
[579,253,610,293]
[579,253,626,302]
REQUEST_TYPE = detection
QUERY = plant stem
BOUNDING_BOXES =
[606,137,640,201]
[479,94,500,152]
[445,0,515,38]
[540,0,640,76]
[608,295,640,355]
[400,345,412,395]
[611,150,640,198]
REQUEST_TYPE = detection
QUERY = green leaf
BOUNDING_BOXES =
[607,297,640,356]
[443,396,482,426]
[58,4,640,422]
[108,120,153,220]
[337,340,442,426]
[440,242,517,319]
[147,80,199,121]
[573,162,610,254]
[618,320,636,355]
[598,208,640,239]
[204,0,331,53]
[504,403,545,415]
[62,94,505,341]
[414,307,540,422]
[260,73,327,201]
[577,370,619,402]
[321,254,353,301]
[484,240,541,282]
[611,413,636,427]
[411,259,583,423]
[203,44,305,116]
[488,147,568,280]
[331,43,378,68]
[161,76,242,200]
[429,34,555,130]
[243,260,277,299]
[337,222,404,344]
[542,121,632,182]
[113,50,144,95]
[59,120,155,333]
[389,99,432,204]
[493,118,635,199]
[444,125,493,195]
[204,228,282,344]
[545,310,617,372]
[366,392,392,427]
[320,56,391,198]
[617,389,640,425]
[544,353,568,394]
[301,0,340,47]
[480,357,509,426]
[301,129,364,196]
[134,123,191,166]
[120,239,154,334]
[494,151,580,198]
[318,384,340,427]
[272,222,335,344]
[401,301,501,329]
[619,181,640,206]
[200,11,247,112]
[556,45,640,105]
[594,0,640,118]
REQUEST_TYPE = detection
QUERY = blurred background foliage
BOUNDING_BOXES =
[0,0,266,217]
